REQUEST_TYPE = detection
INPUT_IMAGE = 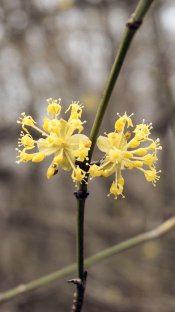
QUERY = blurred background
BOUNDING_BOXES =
[0,0,175,311]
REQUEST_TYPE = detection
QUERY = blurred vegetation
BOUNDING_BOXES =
[0,0,175,311]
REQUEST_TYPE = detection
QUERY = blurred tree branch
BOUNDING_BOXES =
[0,216,175,304]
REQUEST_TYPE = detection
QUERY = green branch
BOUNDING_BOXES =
[1,216,175,304]
[73,2,155,306]
[89,0,155,161]
[74,1,156,305]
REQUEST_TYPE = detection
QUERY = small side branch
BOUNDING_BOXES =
[68,271,87,312]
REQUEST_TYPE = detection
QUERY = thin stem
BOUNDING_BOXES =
[77,190,85,279]
[71,0,155,310]
[89,0,155,162]
[1,216,175,304]
[70,182,88,311]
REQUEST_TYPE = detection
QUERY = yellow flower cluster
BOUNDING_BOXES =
[16,98,91,182]
[17,102,161,199]
[89,113,162,199]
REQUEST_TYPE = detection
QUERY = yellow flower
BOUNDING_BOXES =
[89,113,162,199]
[16,99,91,182]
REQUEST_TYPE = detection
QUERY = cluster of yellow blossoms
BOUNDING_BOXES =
[16,99,91,182]
[17,100,161,199]
[89,113,162,199]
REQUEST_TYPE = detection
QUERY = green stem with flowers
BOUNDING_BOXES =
[2,0,157,311]
[73,0,155,310]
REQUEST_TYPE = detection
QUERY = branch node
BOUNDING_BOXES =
[126,14,142,30]
[74,190,89,200]
[68,271,87,287]
[68,278,82,287]
[68,271,87,312]
[75,160,89,172]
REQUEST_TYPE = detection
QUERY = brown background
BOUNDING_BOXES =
[0,0,175,311]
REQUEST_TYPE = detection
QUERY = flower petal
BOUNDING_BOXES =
[97,136,113,153]
[67,134,90,150]
[37,138,60,156]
